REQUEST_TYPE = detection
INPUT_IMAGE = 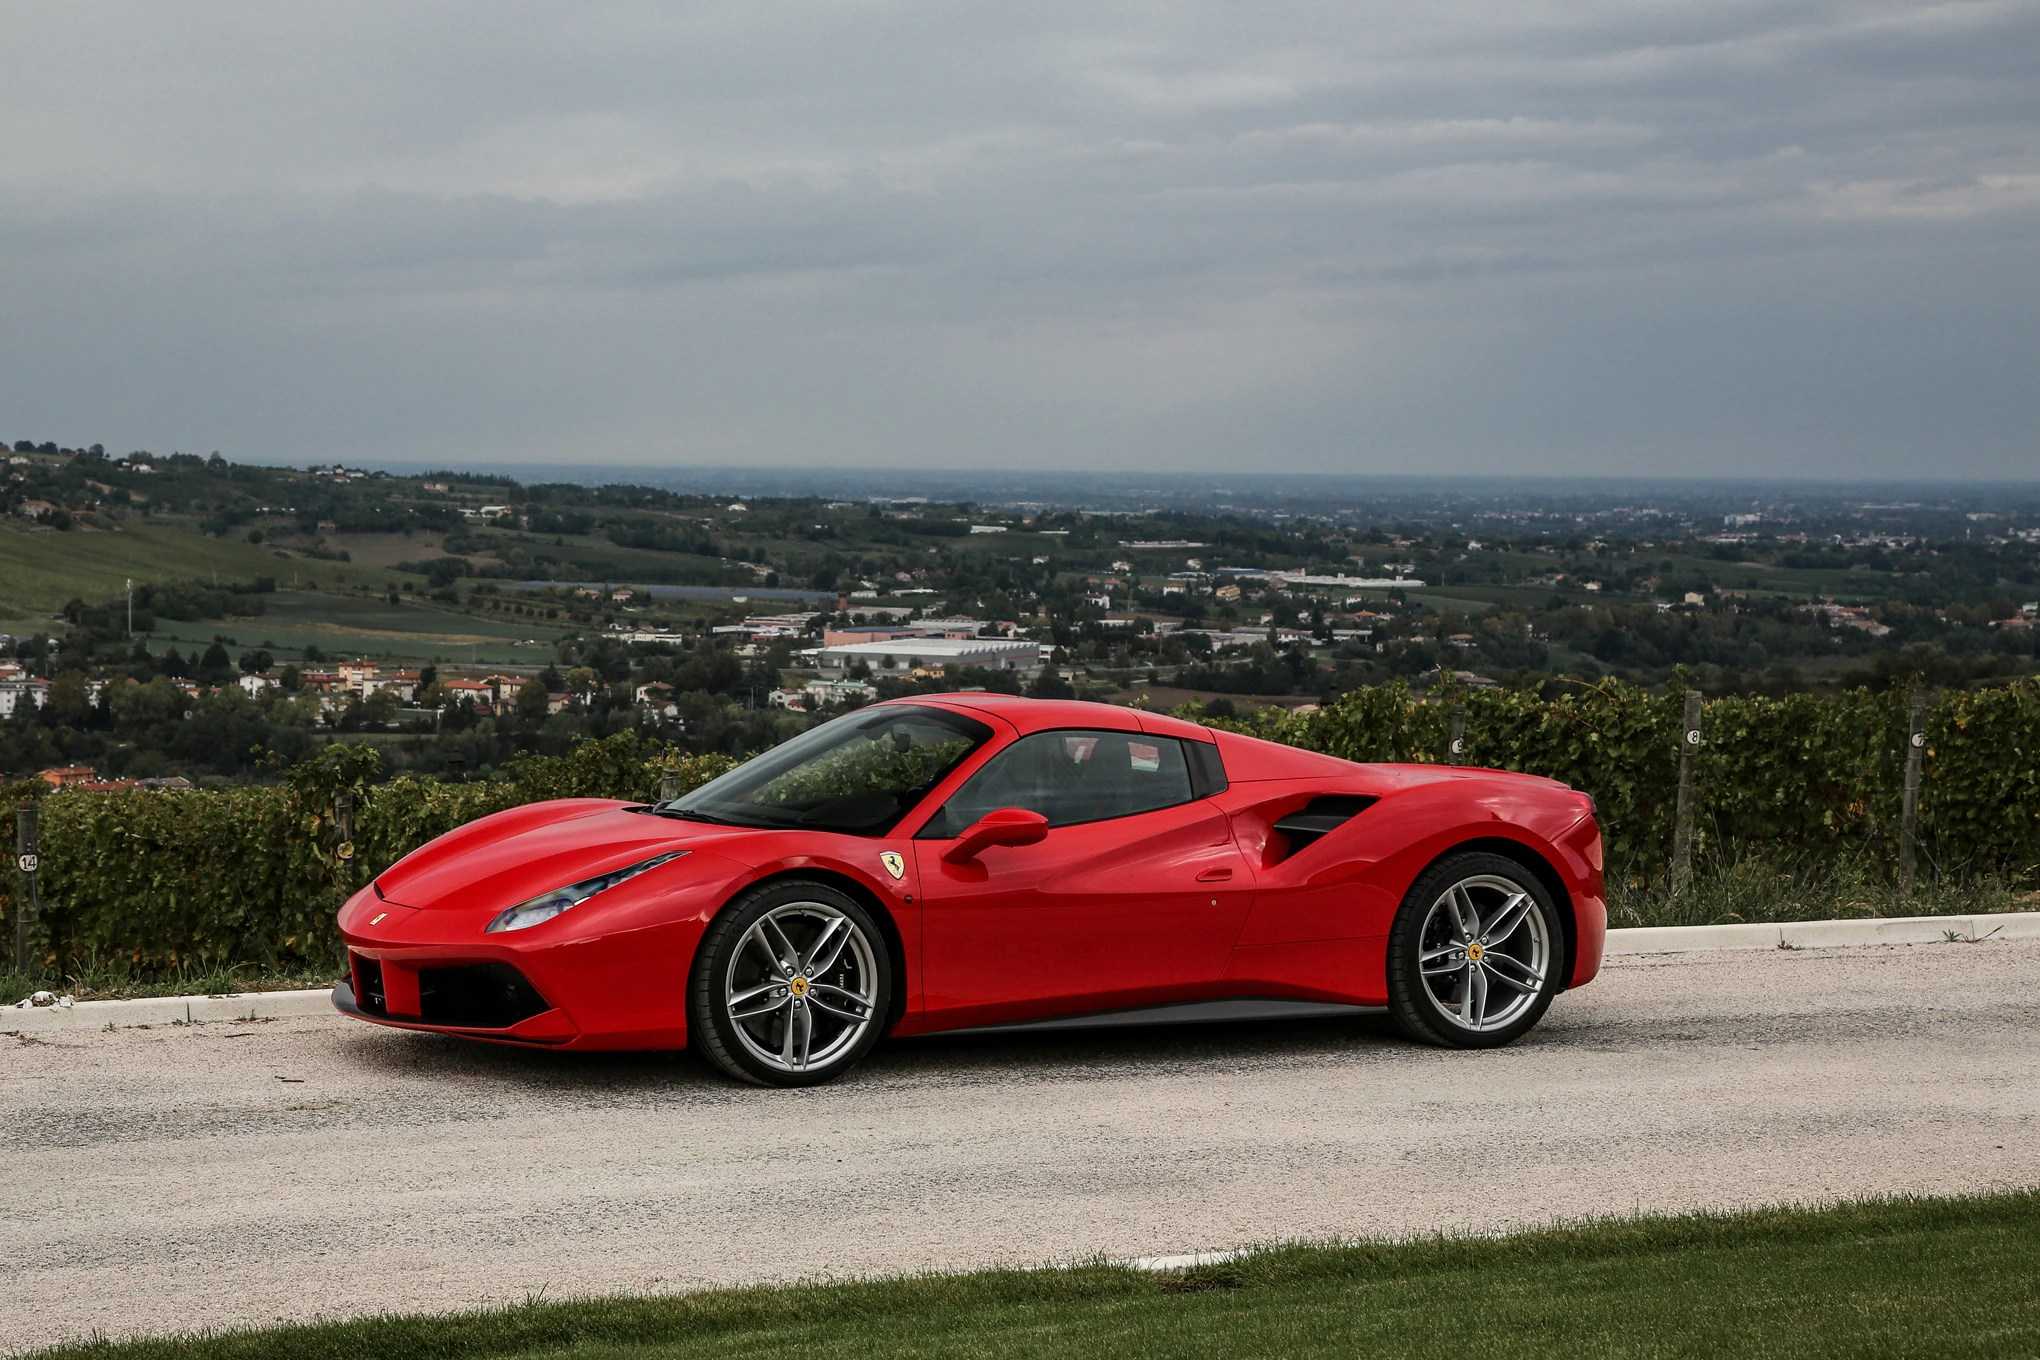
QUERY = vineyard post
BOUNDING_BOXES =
[1898,689,1927,896]
[1670,692,1703,895]
[14,803,39,973]
[1447,707,1466,764]
[334,793,357,892]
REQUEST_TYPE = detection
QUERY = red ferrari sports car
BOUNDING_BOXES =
[335,694,1605,1085]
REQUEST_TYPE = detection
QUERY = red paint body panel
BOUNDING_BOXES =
[334,696,1606,1051]
[910,799,1254,1031]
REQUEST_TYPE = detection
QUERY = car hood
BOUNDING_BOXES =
[372,799,760,912]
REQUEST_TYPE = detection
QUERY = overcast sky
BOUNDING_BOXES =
[4,1,2036,479]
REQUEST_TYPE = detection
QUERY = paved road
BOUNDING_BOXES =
[6,939,2038,1351]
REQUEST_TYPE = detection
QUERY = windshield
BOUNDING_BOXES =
[660,704,992,835]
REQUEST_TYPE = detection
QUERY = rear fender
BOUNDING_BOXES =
[1226,777,1597,950]
[1274,778,1592,895]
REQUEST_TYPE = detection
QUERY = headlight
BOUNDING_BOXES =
[484,851,688,934]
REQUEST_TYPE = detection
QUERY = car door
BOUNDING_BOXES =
[912,729,1255,1029]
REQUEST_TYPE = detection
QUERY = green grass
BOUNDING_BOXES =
[1607,846,2034,929]
[22,1191,2040,1359]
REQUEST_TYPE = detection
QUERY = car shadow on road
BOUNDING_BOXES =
[331,1009,1421,1097]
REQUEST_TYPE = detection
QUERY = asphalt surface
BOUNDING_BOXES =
[5,939,2038,1351]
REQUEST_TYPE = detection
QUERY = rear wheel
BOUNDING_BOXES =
[689,879,891,1087]
[1387,852,1563,1048]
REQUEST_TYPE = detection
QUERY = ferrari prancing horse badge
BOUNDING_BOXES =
[880,851,905,881]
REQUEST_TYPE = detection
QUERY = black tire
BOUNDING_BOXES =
[689,878,892,1087]
[1386,851,1564,1049]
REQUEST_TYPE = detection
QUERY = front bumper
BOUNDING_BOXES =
[335,884,707,1051]
[334,954,578,1045]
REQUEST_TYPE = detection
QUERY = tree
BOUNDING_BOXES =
[47,672,92,724]
[1027,668,1075,699]
[198,638,235,684]
[515,678,550,722]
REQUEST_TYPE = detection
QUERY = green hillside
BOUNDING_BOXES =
[0,520,395,628]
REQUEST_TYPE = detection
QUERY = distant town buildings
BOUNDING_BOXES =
[816,637,1040,677]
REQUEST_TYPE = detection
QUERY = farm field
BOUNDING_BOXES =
[459,527,743,585]
[0,520,397,628]
[140,589,570,666]
[299,529,502,571]
[1648,553,1900,601]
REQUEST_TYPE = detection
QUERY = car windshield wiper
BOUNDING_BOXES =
[646,805,740,826]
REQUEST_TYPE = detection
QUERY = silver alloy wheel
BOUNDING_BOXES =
[722,900,880,1075]
[1416,873,1550,1033]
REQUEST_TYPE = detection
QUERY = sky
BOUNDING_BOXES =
[3,1,2037,480]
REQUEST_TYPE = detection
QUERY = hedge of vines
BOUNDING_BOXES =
[3,679,2037,977]
[1,735,735,976]
[1204,678,2040,885]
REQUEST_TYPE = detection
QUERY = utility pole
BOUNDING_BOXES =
[126,578,133,639]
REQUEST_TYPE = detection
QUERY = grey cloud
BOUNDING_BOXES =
[1,0,2035,476]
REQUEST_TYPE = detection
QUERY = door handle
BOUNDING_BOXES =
[1195,867,1233,883]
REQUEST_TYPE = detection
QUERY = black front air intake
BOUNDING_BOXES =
[1272,795,1377,857]
[351,953,387,1017]
[416,963,550,1029]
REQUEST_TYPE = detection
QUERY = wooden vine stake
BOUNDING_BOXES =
[1898,690,1927,897]
[1669,692,1703,896]
[14,803,39,974]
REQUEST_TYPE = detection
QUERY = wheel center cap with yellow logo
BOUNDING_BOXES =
[788,976,810,998]
[1465,942,1486,963]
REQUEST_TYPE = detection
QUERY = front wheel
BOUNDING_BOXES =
[1386,852,1563,1048]
[689,880,892,1087]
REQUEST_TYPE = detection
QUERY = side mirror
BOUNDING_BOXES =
[943,807,1049,863]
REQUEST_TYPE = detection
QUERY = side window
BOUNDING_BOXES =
[921,729,1195,836]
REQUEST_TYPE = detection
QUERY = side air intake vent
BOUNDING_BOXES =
[1272,795,1377,857]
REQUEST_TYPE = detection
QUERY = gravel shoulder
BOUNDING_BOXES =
[5,939,2037,1353]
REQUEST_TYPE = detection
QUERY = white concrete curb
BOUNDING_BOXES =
[5,910,2037,1035]
[1606,910,2040,956]
[2,987,333,1034]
